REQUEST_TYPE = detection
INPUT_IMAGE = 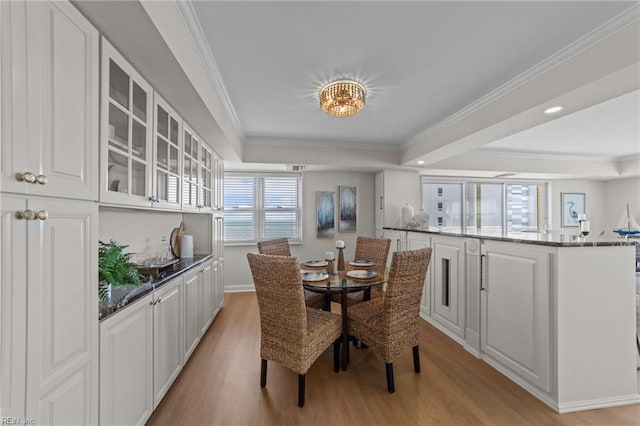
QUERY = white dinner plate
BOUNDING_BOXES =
[346,270,378,280]
[349,260,375,267]
[301,272,329,282]
[303,260,328,267]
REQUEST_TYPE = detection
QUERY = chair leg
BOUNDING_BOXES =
[260,359,267,387]
[413,345,421,373]
[333,340,340,373]
[385,363,395,393]
[298,374,306,407]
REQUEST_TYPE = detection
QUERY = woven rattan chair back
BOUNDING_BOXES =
[354,236,391,267]
[257,238,291,257]
[247,253,306,342]
[382,247,432,360]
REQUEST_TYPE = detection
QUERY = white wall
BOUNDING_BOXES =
[224,171,376,291]
[550,177,640,238]
[99,208,213,260]
[548,180,606,236]
[603,176,640,236]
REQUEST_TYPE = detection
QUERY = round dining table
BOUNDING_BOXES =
[302,265,387,371]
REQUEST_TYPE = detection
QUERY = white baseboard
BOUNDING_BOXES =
[224,284,255,293]
[464,329,481,358]
[557,394,640,414]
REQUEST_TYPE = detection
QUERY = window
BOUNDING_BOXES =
[224,173,302,244]
[422,178,547,235]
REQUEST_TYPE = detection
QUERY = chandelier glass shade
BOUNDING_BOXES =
[319,80,365,118]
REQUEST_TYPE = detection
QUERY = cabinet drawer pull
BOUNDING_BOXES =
[35,210,48,221]
[480,254,486,291]
[16,172,36,184]
[36,174,48,185]
[16,210,35,220]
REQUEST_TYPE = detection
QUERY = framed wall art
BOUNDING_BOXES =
[561,192,585,227]
[316,191,335,237]
[339,186,357,232]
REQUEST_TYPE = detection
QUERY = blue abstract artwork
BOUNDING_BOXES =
[317,191,335,237]
[339,186,357,232]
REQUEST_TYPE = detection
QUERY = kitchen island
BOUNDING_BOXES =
[384,227,639,413]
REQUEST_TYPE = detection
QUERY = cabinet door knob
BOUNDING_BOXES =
[36,174,48,185]
[16,172,36,184]
[15,210,35,220]
[35,210,49,221]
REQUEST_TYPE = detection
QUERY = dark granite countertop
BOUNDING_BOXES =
[99,254,214,321]
[383,227,636,247]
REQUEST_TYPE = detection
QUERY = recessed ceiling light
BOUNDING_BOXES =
[543,106,563,114]
[417,160,425,165]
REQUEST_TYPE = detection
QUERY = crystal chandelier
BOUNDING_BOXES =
[319,80,365,118]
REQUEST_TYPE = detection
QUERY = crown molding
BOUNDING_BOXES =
[175,0,244,139]
[404,4,640,148]
[471,148,633,162]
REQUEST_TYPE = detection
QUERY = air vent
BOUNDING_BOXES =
[287,165,306,172]
[494,172,516,178]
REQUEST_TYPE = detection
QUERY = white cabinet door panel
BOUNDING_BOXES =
[431,237,466,338]
[481,243,551,393]
[153,278,183,407]
[30,1,98,200]
[25,197,98,422]
[0,195,27,417]
[184,270,201,361]
[100,295,153,426]
[406,232,431,315]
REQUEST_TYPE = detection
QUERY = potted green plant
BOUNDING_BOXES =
[98,239,142,302]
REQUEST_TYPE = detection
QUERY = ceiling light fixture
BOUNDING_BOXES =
[417,160,425,165]
[543,106,563,114]
[319,80,365,118]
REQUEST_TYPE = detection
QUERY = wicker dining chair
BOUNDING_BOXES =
[257,237,291,256]
[333,236,391,306]
[247,253,341,407]
[257,238,325,310]
[347,247,432,393]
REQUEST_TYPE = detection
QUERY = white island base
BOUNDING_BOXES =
[386,228,639,413]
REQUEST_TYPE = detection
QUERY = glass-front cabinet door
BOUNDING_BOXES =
[199,144,213,212]
[100,38,152,206]
[153,94,182,209]
[213,152,224,213]
[182,123,200,211]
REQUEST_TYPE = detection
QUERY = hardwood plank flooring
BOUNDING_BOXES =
[147,292,640,425]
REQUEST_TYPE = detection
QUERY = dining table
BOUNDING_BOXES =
[301,261,387,371]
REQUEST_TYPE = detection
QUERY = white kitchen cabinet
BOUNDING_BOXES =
[100,275,186,426]
[430,234,467,341]
[480,241,551,393]
[374,170,421,231]
[153,277,184,407]
[0,194,98,424]
[182,123,213,212]
[100,292,154,426]
[213,215,224,312]
[183,266,201,361]
[100,37,154,207]
[152,94,182,210]
[200,261,214,333]
[213,152,224,213]
[0,0,98,200]
[406,231,432,316]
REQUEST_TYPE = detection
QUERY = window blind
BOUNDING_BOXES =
[224,173,302,244]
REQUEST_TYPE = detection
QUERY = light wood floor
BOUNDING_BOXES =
[148,292,640,425]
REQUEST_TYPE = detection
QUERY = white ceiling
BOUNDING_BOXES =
[480,90,640,158]
[72,1,640,179]
[190,1,637,148]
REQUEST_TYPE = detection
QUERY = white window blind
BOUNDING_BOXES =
[224,173,302,244]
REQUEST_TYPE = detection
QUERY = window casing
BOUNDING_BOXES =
[224,172,302,244]
[421,178,548,235]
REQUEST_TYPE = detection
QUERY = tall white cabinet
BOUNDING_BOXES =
[0,1,99,423]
